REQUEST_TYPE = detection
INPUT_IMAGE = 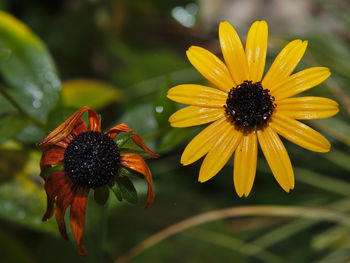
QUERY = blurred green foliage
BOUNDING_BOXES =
[0,0,349,263]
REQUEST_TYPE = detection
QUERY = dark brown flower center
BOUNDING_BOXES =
[64,131,121,189]
[225,81,275,129]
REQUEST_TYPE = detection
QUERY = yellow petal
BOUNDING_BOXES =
[198,123,242,182]
[169,106,225,127]
[276,97,339,119]
[272,67,331,100]
[181,117,228,165]
[270,112,331,152]
[245,20,268,82]
[219,21,249,85]
[186,46,234,92]
[262,40,308,91]
[167,84,227,107]
[257,126,294,192]
[233,131,257,197]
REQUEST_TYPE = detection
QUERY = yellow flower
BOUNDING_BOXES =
[167,21,339,197]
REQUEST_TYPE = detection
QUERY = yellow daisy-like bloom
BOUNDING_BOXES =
[167,20,339,197]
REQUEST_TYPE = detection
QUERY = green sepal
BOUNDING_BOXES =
[42,165,64,180]
[119,167,140,177]
[93,185,110,206]
[110,183,123,202]
[115,175,138,204]
[115,131,134,148]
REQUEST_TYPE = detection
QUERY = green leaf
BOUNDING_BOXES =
[0,48,11,61]
[0,228,35,263]
[0,91,15,113]
[153,77,177,128]
[120,103,158,134]
[313,117,350,146]
[61,79,122,109]
[0,148,29,183]
[109,41,188,87]
[158,127,190,152]
[0,11,61,122]
[322,149,350,172]
[0,150,58,234]
[115,131,133,147]
[0,113,28,144]
[94,185,110,206]
[15,123,46,144]
[110,183,123,202]
[115,175,138,204]
[118,103,157,150]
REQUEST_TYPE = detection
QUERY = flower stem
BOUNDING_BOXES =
[84,193,108,262]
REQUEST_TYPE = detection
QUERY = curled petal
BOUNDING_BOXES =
[169,106,225,127]
[270,113,331,152]
[55,181,74,240]
[219,21,249,84]
[107,123,159,158]
[198,123,242,183]
[106,123,131,138]
[167,84,227,108]
[234,132,257,197]
[257,126,294,192]
[55,135,74,148]
[72,118,88,136]
[70,187,89,256]
[88,108,100,132]
[245,20,268,82]
[37,106,99,147]
[262,40,308,91]
[42,170,66,221]
[186,46,234,92]
[276,97,339,119]
[121,153,154,207]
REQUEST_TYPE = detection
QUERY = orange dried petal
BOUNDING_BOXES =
[107,123,159,158]
[37,106,100,147]
[121,153,154,207]
[42,170,66,221]
[54,181,74,240]
[70,187,89,256]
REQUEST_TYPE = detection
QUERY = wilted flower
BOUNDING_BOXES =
[37,106,158,255]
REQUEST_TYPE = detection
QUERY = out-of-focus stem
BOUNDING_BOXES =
[0,87,46,128]
[114,205,350,263]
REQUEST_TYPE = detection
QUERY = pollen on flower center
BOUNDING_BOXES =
[64,131,121,189]
[225,81,275,129]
